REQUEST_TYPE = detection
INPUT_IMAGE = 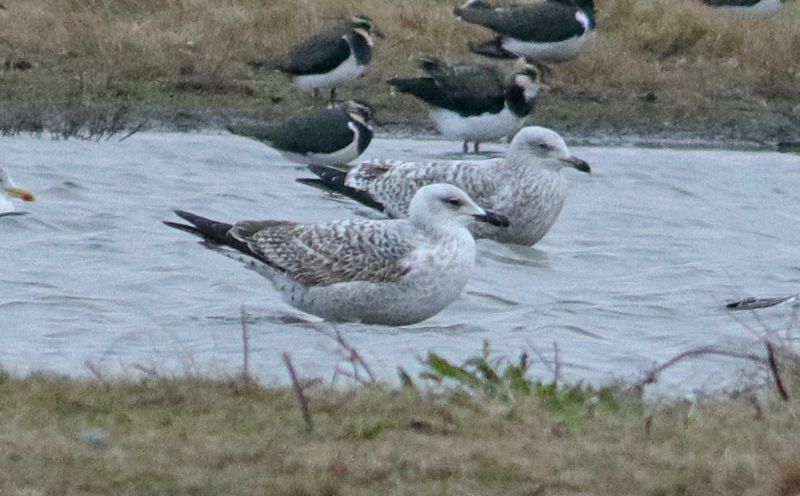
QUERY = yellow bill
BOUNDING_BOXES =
[6,187,34,202]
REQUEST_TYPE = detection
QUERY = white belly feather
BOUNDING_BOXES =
[721,0,783,14]
[294,54,365,91]
[502,29,596,62]
[431,106,525,142]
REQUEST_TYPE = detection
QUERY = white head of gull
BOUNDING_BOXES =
[505,126,591,174]
[164,183,509,326]
[300,125,590,246]
[0,167,35,215]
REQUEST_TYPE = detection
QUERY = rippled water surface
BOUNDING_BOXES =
[2,132,799,393]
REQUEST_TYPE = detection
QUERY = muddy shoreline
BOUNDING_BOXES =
[137,105,800,152]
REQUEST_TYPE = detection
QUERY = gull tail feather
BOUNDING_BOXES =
[299,165,385,212]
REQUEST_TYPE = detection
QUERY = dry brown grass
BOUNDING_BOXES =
[1,367,800,495]
[0,0,798,141]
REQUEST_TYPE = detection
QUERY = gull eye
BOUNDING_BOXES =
[443,197,462,207]
[537,143,550,150]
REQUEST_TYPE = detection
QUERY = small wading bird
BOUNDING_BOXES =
[389,57,542,153]
[227,100,377,166]
[700,0,784,14]
[0,167,35,217]
[249,15,383,103]
[455,0,597,65]
[164,184,509,326]
[298,126,590,246]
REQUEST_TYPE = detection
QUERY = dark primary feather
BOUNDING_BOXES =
[227,108,356,155]
[389,59,507,116]
[298,165,386,211]
[163,210,267,265]
[455,0,589,42]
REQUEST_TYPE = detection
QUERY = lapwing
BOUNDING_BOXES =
[0,166,35,217]
[227,100,376,166]
[389,57,542,153]
[163,184,508,325]
[700,0,784,14]
[455,0,597,64]
[251,15,382,103]
[298,126,590,246]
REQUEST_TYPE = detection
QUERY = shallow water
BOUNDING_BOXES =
[2,132,799,394]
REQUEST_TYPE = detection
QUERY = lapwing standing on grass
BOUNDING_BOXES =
[298,126,590,246]
[455,0,597,65]
[700,0,784,14]
[227,100,377,166]
[0,166,35,217]
[389,57,542,153]
[250,15,382,103]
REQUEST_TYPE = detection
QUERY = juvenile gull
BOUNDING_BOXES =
[299,126,589,246]
[0,167,35,216]
[164,184,509,326]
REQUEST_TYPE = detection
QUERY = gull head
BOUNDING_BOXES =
[408,183,510,230]
[508,126,591,174]
[339,99,379,128]
[0,167,35,203]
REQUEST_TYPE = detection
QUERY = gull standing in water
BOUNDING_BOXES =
[0,167,35,217]
[164,184,509,326]
[299,126,589,246]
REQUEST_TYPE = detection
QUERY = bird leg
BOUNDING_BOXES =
[329,87,337,104]
[473,142,480,153]
[462,141,469,153]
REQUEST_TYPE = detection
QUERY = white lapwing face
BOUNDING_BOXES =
[349,15,383,41]
[352,27,375,47]
[341,100,377,128]
[575,10,591,30]
[513,73,541,101]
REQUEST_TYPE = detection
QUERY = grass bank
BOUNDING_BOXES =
[0,0,798,146]
[2,343,800,495]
